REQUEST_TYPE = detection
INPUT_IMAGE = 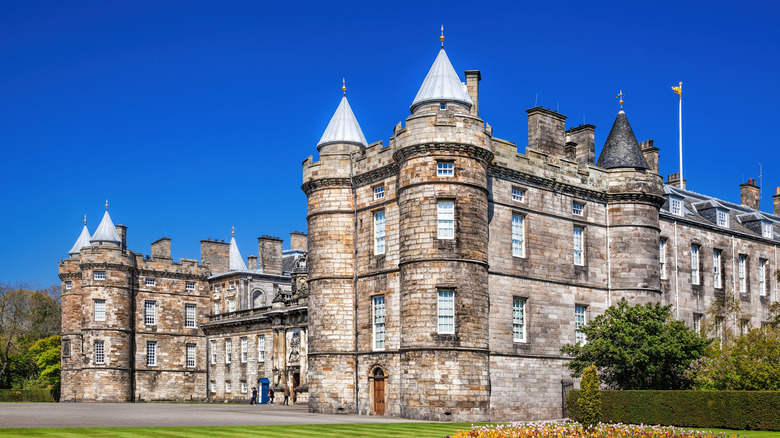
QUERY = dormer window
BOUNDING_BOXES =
[511,188,525,203]
[762,221,773,238]
[374,186,385,200]
[716,208,729,227]
[670,197,683,216]
[572,202,585,216]
[437,161,454,177]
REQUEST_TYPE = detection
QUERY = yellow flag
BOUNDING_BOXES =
[672,85,682,97]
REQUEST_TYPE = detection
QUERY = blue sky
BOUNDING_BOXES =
[2,1,778,286]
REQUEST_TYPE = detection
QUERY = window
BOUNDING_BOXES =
[739,255,747,293]
[94,271,105,281]
[145,278,155,286]
[440,102,447,110]
[210,340,217,365]
[229,281,235,290]
[715,318,723,347]
[214,301,220,314]
[241,337,248,363]
[215,285,221,292]
[185,304,196,328]
[62,339,71,357]
[185,281,196,291]
[437,200,454,239]
[225,381,232,393]
[144,301,156,325]
[65,281,72,290]
[659,238,667,280]
[257,335,265,362]
[94,299,106,322]
[670,197,683,216]
[225,339,232,364]
[210,381,216,393]
[228,298,236,313]
[693,314,702,334]
[691,245,700,285]
[762,221,773,239]
[372,295,386,351]
[512,214,525,258]
[716,208,729,227]
[94,341,105,364]
[374,186,385,200]
[575,306,587,345]
[572,202,584,216]
[760,259,768,296]
[374,211,386,255]
[740,320,749,335]
[573,226,584,266]
[437,161,454,177]
[146,341,157,366]
[511,188,525,202]
[186,344,196,368]
[713,249,723,289]
[437,290,455,334]
[513,298,526,342]
[241,381,248,394]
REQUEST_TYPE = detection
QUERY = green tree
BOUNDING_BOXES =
[27,335,61,390]
[700,287,749,349]
[576,364,601,428]
[562,298,710,390]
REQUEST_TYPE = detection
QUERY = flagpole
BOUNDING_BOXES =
[678,82,683,189]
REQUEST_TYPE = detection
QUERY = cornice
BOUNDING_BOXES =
[352,163,399,187]
[137,269,208,281]
[392,143,494,166]
[79,262,134,272]
[301,178,352,196]
[489,164,607,203]
[58,272,81,281]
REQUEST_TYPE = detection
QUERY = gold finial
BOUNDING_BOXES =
[231,226,235,236]
[616,90,626,109]
[105,199,109,210]
[440,25,445,47]
[342,78,346,96]
[84,214,87,225]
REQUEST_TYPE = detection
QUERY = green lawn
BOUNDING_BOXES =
[2,423,780,438]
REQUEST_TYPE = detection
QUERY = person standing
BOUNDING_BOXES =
[282,385,290,406]
[250,387,257,405]
[268,386,275,404]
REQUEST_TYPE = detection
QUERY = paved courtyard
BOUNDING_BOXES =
[0,402,422,428]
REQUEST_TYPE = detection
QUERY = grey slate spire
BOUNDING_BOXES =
[68,216,91,256]
[228,229,247,271]
[90,204,122,244]
[410,48,473,113]
[317,94,367,150]
[596,110,650,169]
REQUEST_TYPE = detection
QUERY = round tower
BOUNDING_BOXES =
[77,205,136,401]
[596,108,665,304]
[392,43,493,421]
[303,86,367,414]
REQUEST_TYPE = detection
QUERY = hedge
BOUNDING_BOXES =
[566,389,780,431]
[0,389,57,402]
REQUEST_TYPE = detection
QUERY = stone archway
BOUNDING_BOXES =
[368,365,387,416]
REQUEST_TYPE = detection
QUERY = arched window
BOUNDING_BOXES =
[252,290,264,308]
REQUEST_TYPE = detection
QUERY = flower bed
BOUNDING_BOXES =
[449,422,740,438]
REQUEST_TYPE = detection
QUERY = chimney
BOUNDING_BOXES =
[247,255,258,270]
[464,70,481,117]
[740,178,760,211]
[526,107,567,157]
[151,237,171,259]
[258,236,283,275]
[666,173,687,189]
[565,124,596,166]
[116,225,127,251]
[639,139,659,173]
[290,231,307,252]
[200,239,229,273]
[773,187,780,216]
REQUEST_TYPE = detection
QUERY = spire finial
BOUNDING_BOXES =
[105,199,109,210]
[84,214,87,225]
[616,89,626,110]
[440,25,445,47]
[342,78,346,96]
[231,226,235,236]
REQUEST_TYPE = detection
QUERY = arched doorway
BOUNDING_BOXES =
[372,367,386,416]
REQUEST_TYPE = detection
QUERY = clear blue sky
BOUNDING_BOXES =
[2,0,778,286]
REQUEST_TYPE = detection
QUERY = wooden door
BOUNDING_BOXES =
[374,377,385,416]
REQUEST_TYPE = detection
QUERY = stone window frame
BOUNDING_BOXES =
[144,300,156,326]
[184,304,196,328]
[759,258,768,296]
[240,380,248,394]
[513,297,527,343]
[437,199,455,240]
[225,380,232,393]
[738,254,748,293]
[575,305,587,345]
[146,341,157,367]
[511,187,526,203]
[145,278,155,287]
[372,294,386,351]
[762,221,773,239]
[213,300,220,315]
[210,339,217,365]
[659,237,668,280]
[690,244,701,286]
[65,281,72,290]
[94,299,106,322]
[225,338,232,364]
[93,271,106,281]
[713,248,723,289]
[572,201,585,216]
[241,337,248,363]
[436,160,454,178]
[373,185,385,201]
[511,212,525,258]
[573,226,585,266]
[437,289,455,335]
[373,209,386,256]
[228,298,236,313]
[257,334,265,362]
[186,344,196,368]
[94,340,105,365]
[185,281,196,291]
[62,338,71,358]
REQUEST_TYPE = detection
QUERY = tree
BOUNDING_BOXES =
[577,364,601,428]
[700,287,749,349]
[28,335,61,390]
[561,298,710,390]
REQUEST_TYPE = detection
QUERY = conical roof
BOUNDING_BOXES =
[317,96,367,149]
[229,236,247,271]
[596,110,650,169]
[90,209,121,244]
[411,48,473,113]
[68,223,92,256]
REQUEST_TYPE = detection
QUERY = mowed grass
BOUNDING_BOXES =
[3,423,780,438]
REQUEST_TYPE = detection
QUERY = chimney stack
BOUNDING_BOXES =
[200,239,229,273]
[247,255,258,270]
[640,140,659,173]
[258,236,283,275]
[527,107,567,157]
[464,70,481,117]
[116,225,127,251]
[151,237,171,259]
[740,178,760,211]
[565,124,596,166]
[666,173,687,189]
[290,231,307,252]
[773,187,780,216]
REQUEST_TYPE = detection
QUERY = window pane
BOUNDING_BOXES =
[437,200,454,239]
[573,227,584,266]
[374,211,386,255]
[437,290,455,334]
[94,300,106,321]
[144,301,155,325]
[512,214,524,257]
[575,306,586,345]
[373,295,386,350]
[186,344,196,368]
[146,341,156,366]
[94,341,105,364]
[185,304,196,328]
[513,298,525,342]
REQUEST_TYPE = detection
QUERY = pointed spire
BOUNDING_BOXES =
[90,203,122,244]
[317,84,368,150]
[68,216,92,256]
[410,35,473,113]
[596,109,650,169]
[229,229,248,271]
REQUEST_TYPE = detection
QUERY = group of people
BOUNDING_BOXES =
[249,384,292,406]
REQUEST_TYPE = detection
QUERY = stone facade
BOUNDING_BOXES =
[302,46,780,422]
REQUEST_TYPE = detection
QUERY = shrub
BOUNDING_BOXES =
[0,389,56,402]
[577,364,601,428]
[450,422,740,437]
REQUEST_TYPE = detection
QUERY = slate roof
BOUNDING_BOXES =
[596,110,650,169]
[317,96,367,149]
[68,224,92,256]
[410,48,473,113]
[90,210,121,244]
[228,236,247,271]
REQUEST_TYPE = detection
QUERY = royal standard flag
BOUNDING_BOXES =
[672,85,682,97]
